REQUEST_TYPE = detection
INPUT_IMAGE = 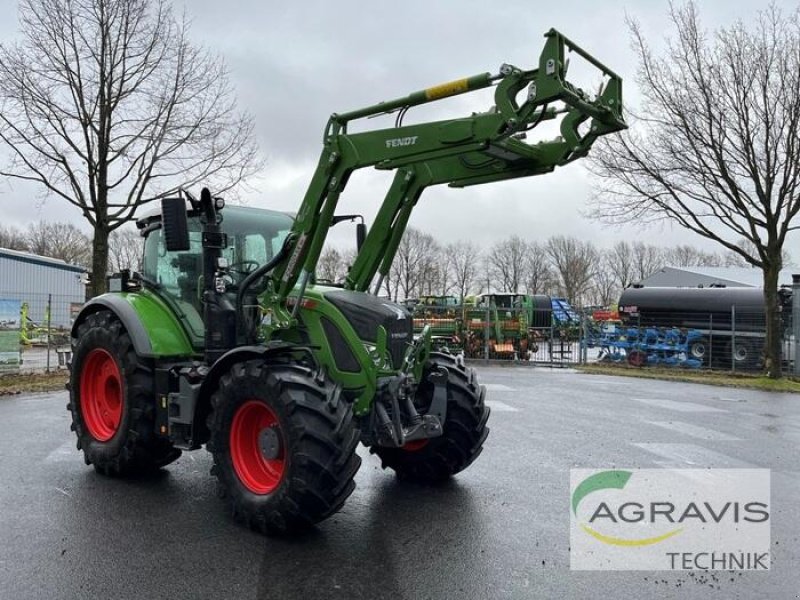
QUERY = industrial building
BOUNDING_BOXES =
[0,248,87,328]
[636,266,794,289]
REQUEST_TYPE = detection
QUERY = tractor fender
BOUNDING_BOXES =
[72,295,154,357]
[71,293,195,359]
[192,344,302,446]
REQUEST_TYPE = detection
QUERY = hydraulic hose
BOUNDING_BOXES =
[235,235,293,338]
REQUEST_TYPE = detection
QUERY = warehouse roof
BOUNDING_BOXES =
[637,266,795,289]
[0,247,87,274]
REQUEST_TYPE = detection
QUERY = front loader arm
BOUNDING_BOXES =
[266,28,626,325]
[346,149,561,293]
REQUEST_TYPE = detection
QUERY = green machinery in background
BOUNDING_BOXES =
[412,293,558,359]
[464,293,554,358]
[68,29,625,534]
[411,295,462,344]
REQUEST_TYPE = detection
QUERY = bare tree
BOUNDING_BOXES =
[0,224,28,251]
[415,237,443,297]
[608,241,637,289]
[108,227,142,273]
[0,0,261,296]
[590,251,620,306]
[25,221,91,266]
[447,241,481,302]
[631,242,663,282]
[546,236,598,304]
[591,3,800,376]
[487,235,528,293]
[662,244,722,268]
[422,261,451,297]
[389,228,438,301]
[734,237,793,268]
[317,247,345,283]
[523,241,554,295]
[723,251,751,269]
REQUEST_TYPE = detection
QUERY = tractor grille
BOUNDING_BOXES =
[324,290,412,370]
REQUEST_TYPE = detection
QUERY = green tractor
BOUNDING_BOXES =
[67,29,625,534]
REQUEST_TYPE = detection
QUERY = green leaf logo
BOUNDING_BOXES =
[572,470,682,547]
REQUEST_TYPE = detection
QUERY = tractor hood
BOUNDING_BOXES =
[322,289,412,369]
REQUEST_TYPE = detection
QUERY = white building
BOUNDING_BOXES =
[0,248,87,328]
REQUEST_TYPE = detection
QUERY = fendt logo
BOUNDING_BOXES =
[570,469,771,571]
[385,135,418,149]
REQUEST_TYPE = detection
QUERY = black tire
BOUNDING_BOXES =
[68,310,181,476]
[726,339,761,371]
[207,360,361,534]
[689,338,708,360]
[372,352,490,483]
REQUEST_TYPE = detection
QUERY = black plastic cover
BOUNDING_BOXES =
[161,197,190,252]
[321,316,361,373]
[324,290,412,369]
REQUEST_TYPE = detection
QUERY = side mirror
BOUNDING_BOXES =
[161,197,190,252]
[356,222,366,251]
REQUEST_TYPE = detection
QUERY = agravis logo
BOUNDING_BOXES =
[570,468,771,571]
[572,470,682,546]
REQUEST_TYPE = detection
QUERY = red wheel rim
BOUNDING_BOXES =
[79,348,123,442]
[402,439,429,452]
[230,400,285,495]
[628,351,646,367]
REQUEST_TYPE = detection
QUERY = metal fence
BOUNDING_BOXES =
[0,291,80,374]
[413,303,794,373]
[0,289,795,375]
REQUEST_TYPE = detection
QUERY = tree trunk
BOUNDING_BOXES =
[762,262,782,379]
[90,223,110,298]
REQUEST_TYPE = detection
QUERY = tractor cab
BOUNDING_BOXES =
[136,204,293,346]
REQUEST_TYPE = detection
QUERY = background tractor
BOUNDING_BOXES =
[68,29,625,534]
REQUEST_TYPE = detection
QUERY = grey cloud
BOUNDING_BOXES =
[0,0,797,261]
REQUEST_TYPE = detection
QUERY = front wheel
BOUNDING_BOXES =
[207,360,361,534]
[372,352,490,483]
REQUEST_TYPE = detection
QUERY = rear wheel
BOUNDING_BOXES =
[372,352,490,483]
[68,311,180,475]
[207,360,361,534]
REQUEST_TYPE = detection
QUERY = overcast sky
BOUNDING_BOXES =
[1,0,798,260]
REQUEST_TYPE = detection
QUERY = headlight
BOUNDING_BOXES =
[363,343,383,366]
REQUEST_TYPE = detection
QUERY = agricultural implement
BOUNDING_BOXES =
[411,295,463,349]
[591,325,704,368]
[68,29,625,533]
[460,294,554,359]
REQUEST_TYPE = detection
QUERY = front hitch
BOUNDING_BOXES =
[372,365,448,448]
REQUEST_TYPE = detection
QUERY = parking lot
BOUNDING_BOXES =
[1,366,799,599]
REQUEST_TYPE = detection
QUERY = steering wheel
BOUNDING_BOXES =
[228,260,260,277]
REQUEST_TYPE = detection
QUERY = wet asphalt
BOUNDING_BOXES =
[1,366,799,600]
